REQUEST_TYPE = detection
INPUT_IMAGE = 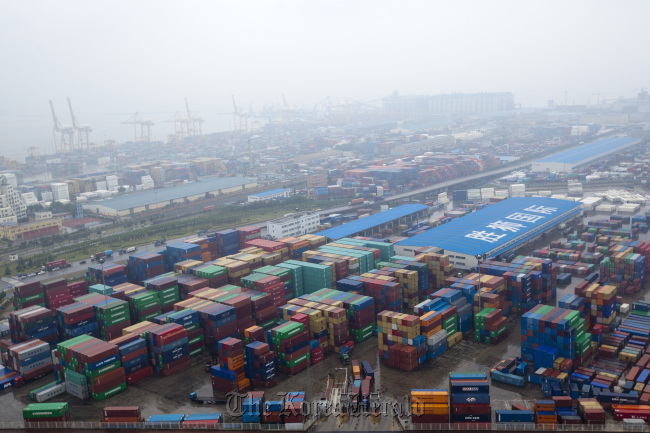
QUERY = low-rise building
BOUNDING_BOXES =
[0,218,61,241]
[267,212,320,239]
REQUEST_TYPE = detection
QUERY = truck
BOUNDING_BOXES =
[154,238,166,247]
[90,250,113,262]
[348,198,364,206]
[45,259,66,272]
[0,366,49,391]
[361,378,371,410]
[189,392,227,405]
[119,247,137,255]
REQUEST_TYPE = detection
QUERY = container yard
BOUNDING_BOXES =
[4,195,650,432]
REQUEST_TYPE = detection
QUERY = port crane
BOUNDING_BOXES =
[184,98,204,136]
[122,112,154,143]
[49,100,75,153]
[67,97,92,150]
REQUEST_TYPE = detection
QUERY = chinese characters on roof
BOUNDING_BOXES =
[465,205,559,244]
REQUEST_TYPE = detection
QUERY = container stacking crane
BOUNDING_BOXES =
[67,97,92,150]
[185,98,203,136]
[49,100,75,153]
[122,112,154,143]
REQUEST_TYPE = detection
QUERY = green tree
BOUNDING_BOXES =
[4,265,10,276]
[118,186,126,193]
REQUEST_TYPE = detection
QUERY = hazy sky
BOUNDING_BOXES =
[1,1,649,156]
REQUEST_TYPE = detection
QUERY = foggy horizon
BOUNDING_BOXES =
[1,0,649,157]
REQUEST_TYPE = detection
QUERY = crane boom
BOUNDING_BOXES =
[49,100,61,130]
[67,97,78,129]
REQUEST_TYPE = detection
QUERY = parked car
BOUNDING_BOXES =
[51,267,60,271]
[79,260,86,265]
[37,270,45,275]
[27,273,36,277]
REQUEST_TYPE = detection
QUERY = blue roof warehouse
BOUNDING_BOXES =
[532,136,641,173]
[316,204,430,241]
[395,197,582,269]
[247,188,291,203]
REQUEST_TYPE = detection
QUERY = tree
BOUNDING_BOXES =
[4,265,10,276]
[118,186,126,194]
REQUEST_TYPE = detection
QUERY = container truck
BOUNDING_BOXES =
[90,250,113,261]
[45,259,67,271]
[348,198,364,206]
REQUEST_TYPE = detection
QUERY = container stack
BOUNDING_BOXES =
[277,262,304,298]
[283,260,332,294]
[216,229,240,256]
[88,284,113,296]
[211,258,251,285]
[410,389,449,425]
[244,238,290,261]
[263,400,283,423]
[144,323,190,376]
[53,335,126,400]
[577,399,605,425]
[103,406,144,425]
[449,372,491,427]
[217,337,250,392]
[191,264,228,290]
[143,273,181,313]
[127,252,165,285]
[533,400,557,425]
[63,370,89,400]
[474,308,508,344]
[521,305,590,368]
[287,297,349,352]
[75,294,131,341]
[245,341,277,388]
[278,237,310,259]
[256,265,294,301]
[86,264,128,287]
[585,284,617,329]
[280,306,327,350]
[164,308,204,357]
[164,242,202,269]
[242,274,286,308]
[126,290,162,322]
[42,279,74,310]
[12,282,45,310]
[4,339,54,382]
[56,302,99,340]
[283,392,306,428]
[237,226,262,249]
[243,391,265,423]
[67,281,87,298]
[377,311,425,370]
[23,403,70,426]
[270,321,309,375]
[27,382,65,403]
[9,306,58,345]
[244,326,265,344]
[108,334,153,385]
[175,274,209,300]
[185,236,219,262]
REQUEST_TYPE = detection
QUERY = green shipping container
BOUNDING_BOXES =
[23,402,69,419]
[91,382,126,401]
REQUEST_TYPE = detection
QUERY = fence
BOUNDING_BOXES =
[403,422,646,432]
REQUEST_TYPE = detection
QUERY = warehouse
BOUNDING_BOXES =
[267,212,320,239]
[394,197,582,269]
[247,188,291,203]
[316,204,429,241]
[532,136,642,173]
[82,177,256,217]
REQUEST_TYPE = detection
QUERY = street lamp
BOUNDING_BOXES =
[476,254,486,309]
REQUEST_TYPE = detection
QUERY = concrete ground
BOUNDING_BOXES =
[2,202,650,428]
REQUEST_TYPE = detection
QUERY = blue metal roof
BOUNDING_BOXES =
[317,204,428,240]
[535,137,640,165]
[87,177,252,210]
[250,188,290,198]
[396,197,582,256]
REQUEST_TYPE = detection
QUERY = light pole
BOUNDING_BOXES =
[476,254,486,309]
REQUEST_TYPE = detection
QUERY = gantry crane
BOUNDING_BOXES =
[49,100,75,153]
[67,97,92,150]
[165,112,187,142]
[122,112,154,142]
[185,98,204,136]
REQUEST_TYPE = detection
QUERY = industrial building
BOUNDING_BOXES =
[383,92,515,115]
[532,136,642,173]
[0,217,62,241]
[267,212,320,239]
[394,197,582,269]
[82,177,256,217]
[248,188,291,203]
[316,204,429,241]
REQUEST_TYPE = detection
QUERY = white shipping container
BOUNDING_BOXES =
[595,204,617,214]
[480,188,495,199]
[35,383,66,402]
[509,183,526,191]
[495,190,509,198]
[467,189,481,200]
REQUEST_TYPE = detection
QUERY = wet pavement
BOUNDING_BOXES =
[2,202,650,428]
